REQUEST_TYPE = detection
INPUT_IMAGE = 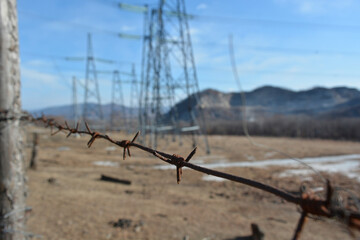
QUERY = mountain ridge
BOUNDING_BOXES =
[30,85,360,120]
[174,85,360,120]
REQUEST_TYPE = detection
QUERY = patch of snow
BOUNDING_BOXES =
[57,146,70,151]
[312,187,324,193]
[154,164,176,170]
[202,175,226,182]
[153,154,360,181]
[301,176,313,182]
[191,159,205,164]
[192,154,360,170]
[93,161,119,167]
[245,155,256,161]
[105,146,117,152]
[278,159,360,181]
[264,152,277,158]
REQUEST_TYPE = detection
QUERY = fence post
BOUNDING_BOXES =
[29,133,38,170]
[251,223,264,240]
[0,0,27,239]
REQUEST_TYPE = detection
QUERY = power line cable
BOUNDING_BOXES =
[22,50,360,80]
[18,10,118,36]
[228,34,327,184]
[19,7,360,39]
[51,59,72,90]
[236,45,360,56]
[19,10,360,58]
[21,51,135,66]
[194,65,360,79]
[115,1,360,31]
[194,41,360,57]
[194,14,360,31]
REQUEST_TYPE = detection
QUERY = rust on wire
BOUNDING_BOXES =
[117,131,140,160]
[154,147,196,184]
[15,112,360,239]
[292,212,307,240]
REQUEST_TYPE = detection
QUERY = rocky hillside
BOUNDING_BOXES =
[30,86,360,122]
[173,86,360,120]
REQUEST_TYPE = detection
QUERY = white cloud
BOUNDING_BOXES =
[25,59,52,68]
[189,27,200,36]
[275,0,355,14]
[121,25,136,32]
[236,55,312,74]
[21,67,59,85]
[196,3,207,10]
[40,21,72,34]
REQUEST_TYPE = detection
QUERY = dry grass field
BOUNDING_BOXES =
[24,126,360,240]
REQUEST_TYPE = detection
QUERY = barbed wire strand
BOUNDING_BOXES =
[1,109,360,239]
[30,114,360,237]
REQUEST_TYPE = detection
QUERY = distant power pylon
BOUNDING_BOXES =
[110,70,125,129]
[83,33,103,121]
[139,0,210,153]
[129,64,139,129]
[72,76,79,124]
[110,64,140,131]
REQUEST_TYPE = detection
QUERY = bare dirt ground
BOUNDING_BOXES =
[24,126,360,240]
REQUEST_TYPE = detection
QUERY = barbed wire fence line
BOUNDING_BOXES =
[2,110,359,240]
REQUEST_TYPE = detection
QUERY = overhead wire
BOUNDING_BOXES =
[21,48,360,86]
[18,9,360,60]
[228,34,327,184]
[193,14,360,32]
[50,59,73,90]
[18,10,119,36]
[115,1,360,31]
[21,51,136,67]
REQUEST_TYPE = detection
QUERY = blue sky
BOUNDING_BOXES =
[18,0,360,110]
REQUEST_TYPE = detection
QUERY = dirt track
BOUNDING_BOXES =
[24,127,360,239]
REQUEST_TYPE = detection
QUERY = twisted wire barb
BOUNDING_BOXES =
[16,113,360,238]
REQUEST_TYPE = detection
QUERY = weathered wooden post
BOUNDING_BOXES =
[29,133,38,170]
[0,0,27,239]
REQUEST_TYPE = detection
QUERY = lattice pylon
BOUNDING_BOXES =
[139,0,210,153]
[110,70,125,129]
[83,33,103,121]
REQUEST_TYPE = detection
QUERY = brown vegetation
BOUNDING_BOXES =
[206,116,360,141]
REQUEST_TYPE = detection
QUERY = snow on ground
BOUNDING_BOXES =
[154,154,360,182]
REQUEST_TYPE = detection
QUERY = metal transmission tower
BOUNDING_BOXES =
[110,65,140,132]
[110,70,125,130]
[116,3,149,136]
[140,0,210,153]
[129,64,139,130]
[72,76,79,124]
[83,33,103,121]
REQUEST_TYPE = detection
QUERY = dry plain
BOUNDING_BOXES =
[24,126,360,240]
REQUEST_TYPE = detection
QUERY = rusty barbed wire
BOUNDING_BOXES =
[9,111,360,239]
[0,109,35,122]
